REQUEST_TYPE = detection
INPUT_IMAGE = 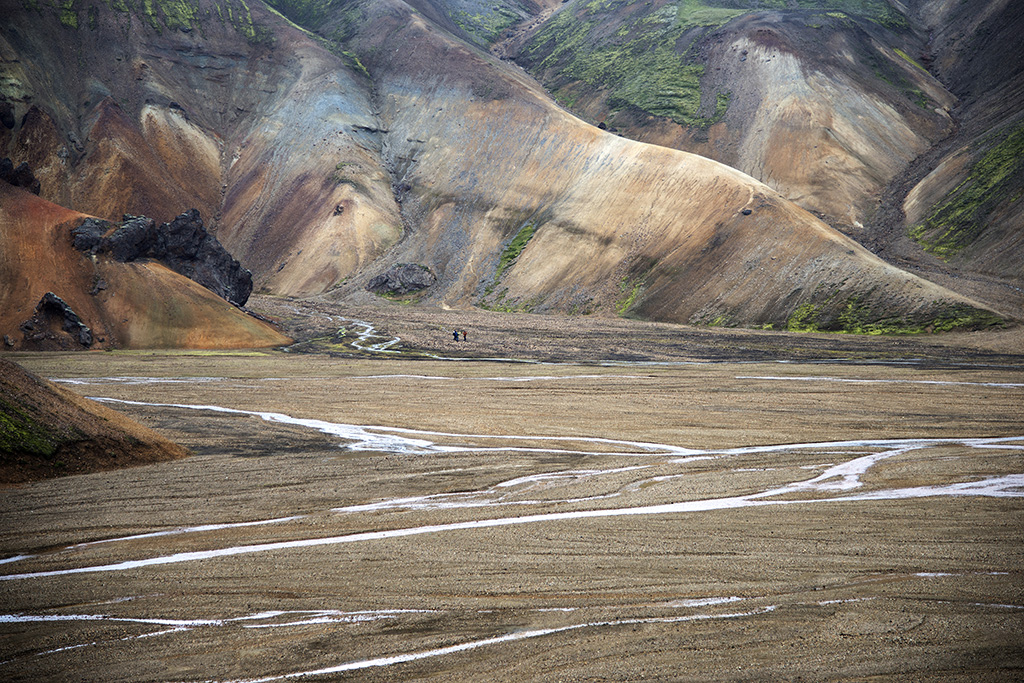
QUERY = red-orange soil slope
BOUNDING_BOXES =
[0,183,291,350]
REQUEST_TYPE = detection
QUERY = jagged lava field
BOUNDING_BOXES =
[1,0,1023,680]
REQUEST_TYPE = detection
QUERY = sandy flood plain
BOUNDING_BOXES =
[1,347,1023,681]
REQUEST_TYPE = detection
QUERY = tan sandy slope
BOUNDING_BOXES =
[0,357,189,483]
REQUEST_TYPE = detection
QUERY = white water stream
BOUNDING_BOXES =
[2,398,1020,582]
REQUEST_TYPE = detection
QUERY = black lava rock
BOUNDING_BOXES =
[0,158,41,195]
[69,209,253,306]
[106,215,156,261]
[71,218,113,253]
[0,100,14,130]
[19,292,93,348]
[367,263,436,295]
[152,209,253,306]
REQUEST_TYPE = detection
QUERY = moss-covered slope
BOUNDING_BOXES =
[908,122,1024,268]
[513,0,954,237]
[0,358,190,483]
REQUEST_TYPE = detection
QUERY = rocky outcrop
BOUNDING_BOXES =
[0,99,14,130]
[71,209,253,306]
[0,158,41,195]
[1,183,291,351]
[70,217,113,253]
[157,210,253,307]
[366,264,437,295]
[19,292,93,350]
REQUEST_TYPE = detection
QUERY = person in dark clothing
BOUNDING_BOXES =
[453,330,459,341]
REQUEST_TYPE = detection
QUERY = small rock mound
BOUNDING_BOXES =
[19,292,93,350]
[366,263,437,295]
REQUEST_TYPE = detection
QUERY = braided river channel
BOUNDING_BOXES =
[2,337,1022,681]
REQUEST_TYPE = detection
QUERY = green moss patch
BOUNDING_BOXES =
[58,0,78,27]
[452,4,522,46]
[526,0,740,128]
[910,122,1024,260]
[479,223,541,311]
[0,397,58,458]
[786,302,822,332]
[342,50,370,79]
[495,222,536,280]
[893,47,927,72]
[786,297,1004,335]
[616,276,644,316]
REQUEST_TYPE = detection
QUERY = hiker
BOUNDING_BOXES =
[462,330,468,342]
[453,330,459,341]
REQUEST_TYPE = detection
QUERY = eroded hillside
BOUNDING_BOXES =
[511,1,954,232]
[503,0,1023,312]
[0,0,1014,338]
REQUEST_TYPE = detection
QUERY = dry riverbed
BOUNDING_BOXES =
[1,304,1023,681]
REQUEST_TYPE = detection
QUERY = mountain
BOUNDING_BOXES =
[501,0,1024,309]
[0,0,1016,338]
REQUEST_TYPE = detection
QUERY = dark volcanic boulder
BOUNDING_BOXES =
[156,208,208,259]
[106,215,156,261]
[153,210,253,306]
[366,263,436,295]
[70,209,253,306]
[0,100,14,130]
[19,292,93,349]
[70,217,113,253]
[0,158,41,195]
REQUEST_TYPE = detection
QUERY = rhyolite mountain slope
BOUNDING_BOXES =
[0,0,1014,337]
[890,0,1024,283]
[510,0,958,234]
[500,0,1023,308]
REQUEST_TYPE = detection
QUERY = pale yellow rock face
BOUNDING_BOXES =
[695,37,951,232]
[214,39,404,296]
[139,104,223,214]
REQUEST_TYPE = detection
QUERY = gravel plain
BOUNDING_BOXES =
[1,301,1022,681]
